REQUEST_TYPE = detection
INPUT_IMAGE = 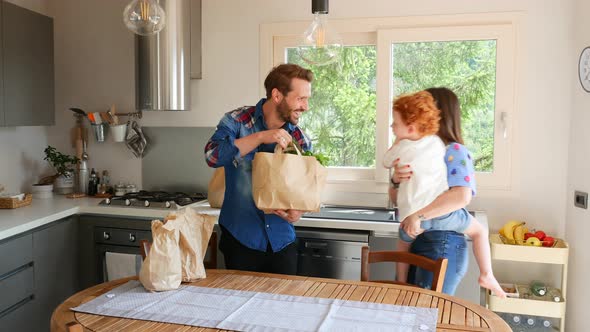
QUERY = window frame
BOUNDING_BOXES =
[376,24,516,190]
[260,14,518,195]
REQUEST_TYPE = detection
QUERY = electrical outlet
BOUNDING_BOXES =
[574,191,588,209]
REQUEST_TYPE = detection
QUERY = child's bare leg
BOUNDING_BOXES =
[396,240,411,283]
[463,217,507,299]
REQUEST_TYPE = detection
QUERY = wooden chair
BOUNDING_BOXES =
[66,322,83,332]
[140,231,218,269]
[360,246,448,292]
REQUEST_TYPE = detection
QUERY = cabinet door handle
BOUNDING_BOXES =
[0,262,33,283]
[129,233,136,242]
[103,232,110,240]
[0,295,34,319]
[305,242,328,249]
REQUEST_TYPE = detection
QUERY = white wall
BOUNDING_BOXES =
[566,0,590,330]
[47,0,140,187]
[0,0,52,193]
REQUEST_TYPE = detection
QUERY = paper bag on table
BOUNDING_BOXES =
[139,219,182,291]
[252,143,327,213]
[207,167,225,208]
[174,208,216,281]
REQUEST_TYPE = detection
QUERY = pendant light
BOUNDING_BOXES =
[123,0,166,36]
[297,0,343,66]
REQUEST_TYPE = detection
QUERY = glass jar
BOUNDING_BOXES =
[114,183,126,196]
[125,184,137,194]
[530,280,547,296]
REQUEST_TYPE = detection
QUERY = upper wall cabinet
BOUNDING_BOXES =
[1,1,54,127]
[190,0,201,79]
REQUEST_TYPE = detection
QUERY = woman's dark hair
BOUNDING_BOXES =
[426,87,464,145]
[264,64,314,99]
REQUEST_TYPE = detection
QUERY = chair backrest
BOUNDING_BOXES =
[360,246,448,292]
[139,231,218,269]
[139,239,152,260]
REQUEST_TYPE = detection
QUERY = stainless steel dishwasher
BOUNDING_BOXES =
[295,227,368,280]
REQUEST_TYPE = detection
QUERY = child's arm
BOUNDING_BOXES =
[401,214,422,239]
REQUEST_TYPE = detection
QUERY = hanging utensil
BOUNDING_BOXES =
[105,108,115,124]
[125,120,147,158]
[69,107,87,116]
[110,104,120,125]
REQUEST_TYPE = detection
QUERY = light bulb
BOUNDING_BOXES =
[123,0,166,36]
[298,8,342,66]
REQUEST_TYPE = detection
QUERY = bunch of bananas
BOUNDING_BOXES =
[499,220,528,245]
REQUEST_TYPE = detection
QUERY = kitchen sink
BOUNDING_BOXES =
[303,206,398,223]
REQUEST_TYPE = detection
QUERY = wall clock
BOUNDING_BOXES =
[579,47,590,92]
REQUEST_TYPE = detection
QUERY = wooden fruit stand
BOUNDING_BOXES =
[487,234,569,331]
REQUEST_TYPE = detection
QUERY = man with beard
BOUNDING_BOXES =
[204,64,313,274]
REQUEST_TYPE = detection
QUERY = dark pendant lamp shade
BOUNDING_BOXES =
[312,0,329,14]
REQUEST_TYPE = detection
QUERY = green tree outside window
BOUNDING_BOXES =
[287,39,496,172]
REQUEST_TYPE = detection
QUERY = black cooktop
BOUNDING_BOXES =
[122,191,206,205]
[100,191,207,209]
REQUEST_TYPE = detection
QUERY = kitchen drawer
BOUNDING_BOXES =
[0,263,34,314]
[0,234,32,276]
[0,295,35,331]
[94,227,152,247]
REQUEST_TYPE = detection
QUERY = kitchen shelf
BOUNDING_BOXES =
[490,234,568,264]
[487,234,569,331]
[488,285,565,318]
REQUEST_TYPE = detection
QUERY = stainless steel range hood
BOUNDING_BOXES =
[135,0,190,111]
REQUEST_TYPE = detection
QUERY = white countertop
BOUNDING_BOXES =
[0,196,487,241]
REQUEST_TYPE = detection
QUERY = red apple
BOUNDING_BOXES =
[542,236,555,247]
[534,230,546,241]
[524,232,535,240]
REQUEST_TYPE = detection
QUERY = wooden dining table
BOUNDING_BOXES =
[51,269,509,331]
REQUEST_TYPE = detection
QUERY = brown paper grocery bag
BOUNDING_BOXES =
[252,144,327,212]
[173,208,216,281]
[207,167,225,208]
[139,220,182,291]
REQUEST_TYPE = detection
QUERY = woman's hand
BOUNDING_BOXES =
[273,209,303,223]
[392,158,412,183]
[401,213,423,239]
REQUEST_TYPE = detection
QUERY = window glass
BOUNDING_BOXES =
[287,46,377,168]
[390,40,497,172]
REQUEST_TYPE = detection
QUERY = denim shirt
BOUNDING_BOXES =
[204,98,312,252]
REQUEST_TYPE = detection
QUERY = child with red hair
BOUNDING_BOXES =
[384,91,505,298]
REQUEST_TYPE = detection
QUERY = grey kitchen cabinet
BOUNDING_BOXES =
[31,217,79,331]
[0,234,34,332]
[190,0,201,79]
[1,1,54,126]
[0,217,79,332]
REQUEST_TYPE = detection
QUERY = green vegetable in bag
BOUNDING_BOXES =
[302,150,329,166]
[284,140,329,166]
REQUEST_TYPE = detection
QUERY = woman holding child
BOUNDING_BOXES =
[386,87,505,298]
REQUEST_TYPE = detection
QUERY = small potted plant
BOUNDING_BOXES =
[36,146,79,195]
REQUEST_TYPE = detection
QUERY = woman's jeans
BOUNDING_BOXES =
[408,230,468,295]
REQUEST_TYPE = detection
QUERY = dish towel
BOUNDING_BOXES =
[105,252,142,281]
[125,120,147,158]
